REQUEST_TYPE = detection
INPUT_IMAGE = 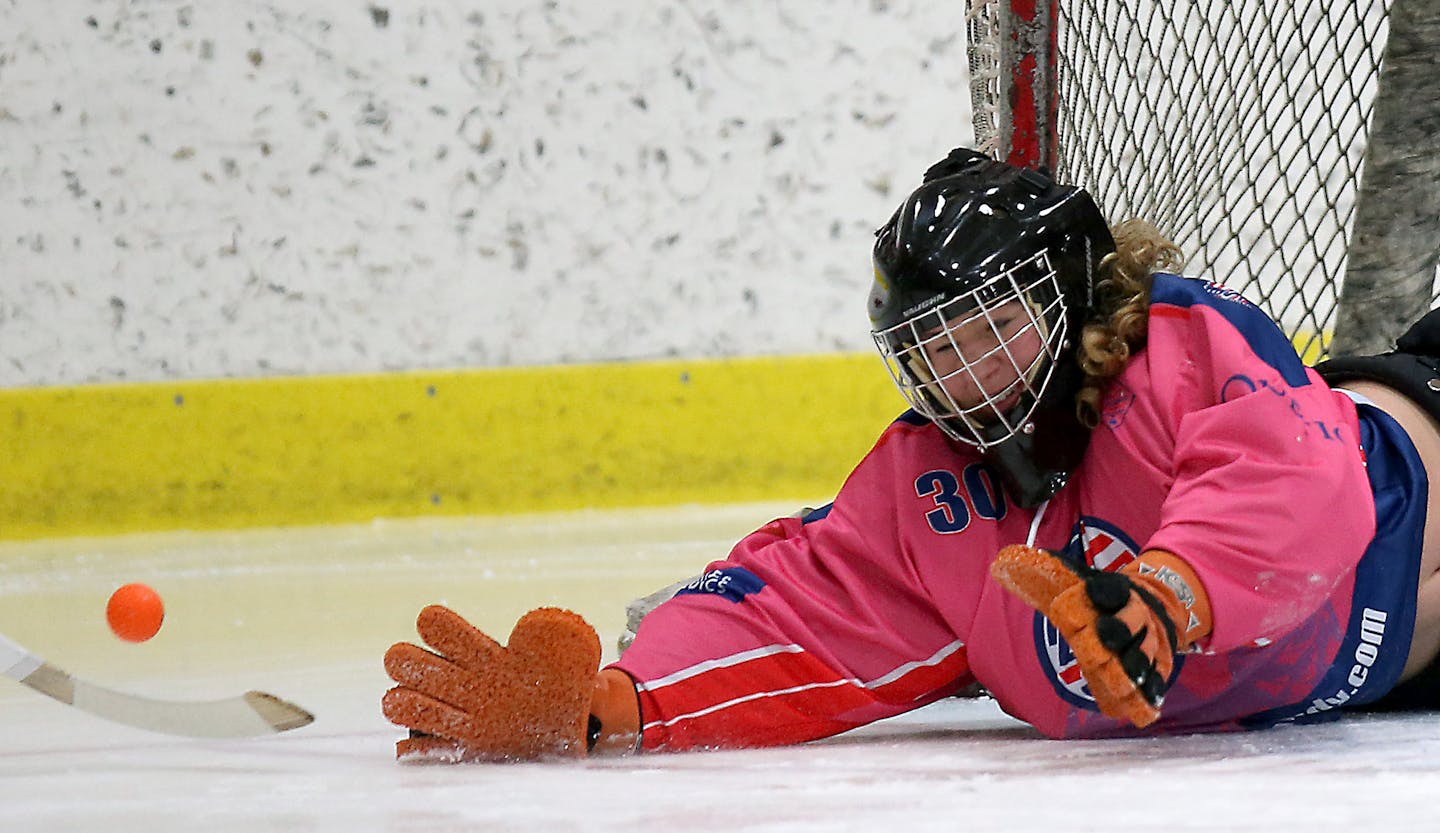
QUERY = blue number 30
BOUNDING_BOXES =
[915,466,1007,534]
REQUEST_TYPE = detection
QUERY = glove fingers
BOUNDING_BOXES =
[507,607,602,679]
[1102,595,1178,681]
[382,685,483,742]
[382,606,602,762]
[384,641,483,711]
[416,605,505,672]
[1061,623,1163,727]
[1051,590,1165,719]
[1084,657,1162,727]
[384,680,588,761]
[1105,598,1153,639]
[395,732,471,764]
[991,545,1083,609]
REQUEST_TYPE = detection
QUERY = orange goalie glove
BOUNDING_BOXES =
[382,605,639,762]
[991,544,1209,728]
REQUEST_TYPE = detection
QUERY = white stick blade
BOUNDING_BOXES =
[70,679,315,738]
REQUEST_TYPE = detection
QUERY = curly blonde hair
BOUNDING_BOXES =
[1074,219,1185,427]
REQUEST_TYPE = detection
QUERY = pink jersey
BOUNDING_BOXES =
[612,274,1400,751]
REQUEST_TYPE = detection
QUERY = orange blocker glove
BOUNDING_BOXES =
[382,605,640,762]
[990,545,1210,728]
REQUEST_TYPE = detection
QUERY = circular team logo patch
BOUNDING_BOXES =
[1035,516,1142,709]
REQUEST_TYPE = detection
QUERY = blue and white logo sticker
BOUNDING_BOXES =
[675,567,766,604]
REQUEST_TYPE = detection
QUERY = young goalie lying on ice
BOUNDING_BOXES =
[382,149,1440,760]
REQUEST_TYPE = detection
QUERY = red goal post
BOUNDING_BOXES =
[967,0,1440,360]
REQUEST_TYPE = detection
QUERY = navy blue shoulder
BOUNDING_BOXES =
[1149,273,1310,387]
[801,504,833,524]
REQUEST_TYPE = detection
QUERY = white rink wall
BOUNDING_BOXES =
[0,0,972,387]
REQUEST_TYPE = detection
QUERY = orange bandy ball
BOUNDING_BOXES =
[107,583,165,642]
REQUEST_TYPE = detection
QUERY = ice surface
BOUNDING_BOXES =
[3,503,1439,832]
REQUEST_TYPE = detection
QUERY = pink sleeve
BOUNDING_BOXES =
[609,418,983,751]
[1140,298,1374,653]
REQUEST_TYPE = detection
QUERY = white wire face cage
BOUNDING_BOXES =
[873,249,1070,450]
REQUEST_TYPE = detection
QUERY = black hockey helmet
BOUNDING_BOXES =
[869,148,1116,507]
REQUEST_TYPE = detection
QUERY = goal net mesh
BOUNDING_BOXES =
[968,0,1393,361]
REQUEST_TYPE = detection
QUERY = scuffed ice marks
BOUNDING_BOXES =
[1,1,970,386]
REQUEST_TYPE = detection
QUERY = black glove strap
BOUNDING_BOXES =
[1076,562,1183,706]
